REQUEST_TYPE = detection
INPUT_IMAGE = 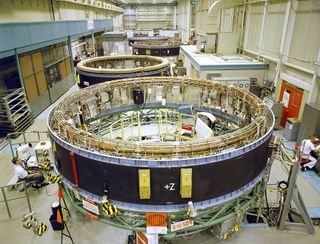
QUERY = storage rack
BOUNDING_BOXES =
[0,88,33,137]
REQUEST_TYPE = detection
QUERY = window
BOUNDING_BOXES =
[46,65,60,87]
[292,93,301,108]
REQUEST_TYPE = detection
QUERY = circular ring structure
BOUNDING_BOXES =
[128,36,169,46]
[76,55,170,88]
[48,77,274,212]
[132,40,181,57]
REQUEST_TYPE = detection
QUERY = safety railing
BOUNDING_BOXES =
[6,131,49,158]
[1,130,53,219]
[0,181,32,219]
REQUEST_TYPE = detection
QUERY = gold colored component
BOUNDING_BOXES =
[180,168,192,198]
[139,169,151,199]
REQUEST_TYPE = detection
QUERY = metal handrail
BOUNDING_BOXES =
[0,130,52,219]
[0,181,32,219]
[6,131,49,157]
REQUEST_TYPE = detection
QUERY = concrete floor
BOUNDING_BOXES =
[0,84,320,244]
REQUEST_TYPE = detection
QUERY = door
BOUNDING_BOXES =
[279,81,303,128]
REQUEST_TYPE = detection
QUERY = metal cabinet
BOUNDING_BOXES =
[297,103,320,143]
[283,118,300,141]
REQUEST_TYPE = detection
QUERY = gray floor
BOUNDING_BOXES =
[0,84,320,244]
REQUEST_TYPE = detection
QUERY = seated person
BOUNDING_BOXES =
[300,135,320,171]
[12,157,47,188]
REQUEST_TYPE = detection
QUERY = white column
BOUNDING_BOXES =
[186,0,191,43]
[258,0,268,58]
[273,1,292,87]
[174,5,177,30]
[308,48,320,103]
[238,0,247,54]
[243,4,251,51]
[91,32,96,56]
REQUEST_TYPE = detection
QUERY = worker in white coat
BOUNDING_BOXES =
[300,135,320,170]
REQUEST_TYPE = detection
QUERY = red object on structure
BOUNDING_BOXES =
[181,125,193,131]
[58,184,63,199]
[69,152,79,188]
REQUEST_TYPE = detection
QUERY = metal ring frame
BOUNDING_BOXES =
[132,40,182,49]
[49,77,273,161]
[76,55,170,74]
[47,76,275,235]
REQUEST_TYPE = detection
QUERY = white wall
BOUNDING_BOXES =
[243,3,263,53]
[114,14,124,31]
[216,6,241,54]
[176,0,319,116]
[177,0,191,43]
[124,5,175,30]
[0,0,124,30]
[191,0,242,54]
[240,0,320,121]
[243,0,320,107]
[287,0,320,71]
[199,69,266,84]
[244,2,287,58]
[0,0,52,22]
[194,0,211,36]
[317,77,320,104]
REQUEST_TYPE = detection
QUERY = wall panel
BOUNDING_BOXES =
[35,71,47,95]
[288,4,320,70]
[244,5,263,52]
[20,55,33,78]
[261,2,286,58]
[24,75,38,102]
[177,0,191,43]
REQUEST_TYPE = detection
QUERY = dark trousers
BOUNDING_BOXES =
[310,150,319,160]
[25,172,45,185]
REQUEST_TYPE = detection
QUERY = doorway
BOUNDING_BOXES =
[279,81,303,128]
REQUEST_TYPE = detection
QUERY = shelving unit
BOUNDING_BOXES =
[0,88,33,137]
[0,56,21,90]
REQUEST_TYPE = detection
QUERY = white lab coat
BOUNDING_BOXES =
[14,165,28,180]
[301,139,318,168]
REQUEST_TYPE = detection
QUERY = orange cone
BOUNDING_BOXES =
[57,209,63,224]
